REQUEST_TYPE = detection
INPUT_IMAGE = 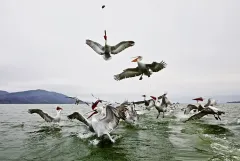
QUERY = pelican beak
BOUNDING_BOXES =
[104,30,107,40]
[87,110,98,119]
[131,56,140,62]
[150,96,156,100]
[56,107,63,111]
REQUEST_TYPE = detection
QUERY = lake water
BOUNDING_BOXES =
[0,104,240,161]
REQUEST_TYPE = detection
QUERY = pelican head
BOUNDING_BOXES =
[56,106,63,111]
[150,96,157,100]
[87,106,105,119]
[131,56,142,62]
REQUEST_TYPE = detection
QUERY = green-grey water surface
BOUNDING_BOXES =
[0,104,240,161]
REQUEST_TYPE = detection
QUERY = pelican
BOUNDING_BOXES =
[131,95,154,110]
[142,95,150,106]
[184,106,225,122]
[68,105,124,143]
[161,93,175,113]
[86,30,135,61]
[28,106,63,122]
[121,103,139,124]
[184,98,217,114]
[114,56,167,81]
[149,96,167,118]
[133,94,166,110]
[66,96,90,106]
[161,93,172,107]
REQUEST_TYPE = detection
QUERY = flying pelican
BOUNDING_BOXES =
[114,56,167,81]
[86,30,135,60]
[66,96,90,106]
[28,107,63,122]
[184,106,225,122]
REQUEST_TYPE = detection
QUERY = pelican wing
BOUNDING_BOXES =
[184,104,198,114]
[99,105,120,129]
[66,96,77,100]
[205,98,217,107]
[120,100,130,106]
[115,105,128,120]
[184,111,207,122]
[67,112,94,132]
[132,100,145,105]
[67,112,90,126]
[161,96,172,107]
[28,109,53,122]
[158,95,164,100]
[146,61,167,72]
[185,107,219,122]
[82,101,90,106]
[66,97,90,106]
[111,41,135,54]
[86,39,104,55]
[77,99,90,106]
[208,106,225,115]
[114,67,142,81]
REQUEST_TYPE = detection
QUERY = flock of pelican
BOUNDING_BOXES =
[27,8,225,143]
[86,30,167,81]
[28,94,225,143]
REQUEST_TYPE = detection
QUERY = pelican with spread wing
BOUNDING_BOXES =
[184,106,225,122]
[132,94,167,110]
[28,107,63,123]
[114,56,167,81]
[86,30,135,60]
[68,105,124,143]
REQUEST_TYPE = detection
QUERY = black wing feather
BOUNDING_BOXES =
[111,41,135,54]
[28,109,53,122]
[146,61,167,72]
[114,67,141,81]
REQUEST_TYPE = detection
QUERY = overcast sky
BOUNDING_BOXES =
[0,0,240,102]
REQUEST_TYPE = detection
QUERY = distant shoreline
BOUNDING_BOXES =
[227,101,240,103]
[0,103,76,105]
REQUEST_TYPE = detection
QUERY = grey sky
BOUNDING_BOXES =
[0,0,240,102]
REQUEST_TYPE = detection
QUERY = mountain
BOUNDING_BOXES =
[0,90,8,95]
[0,89,79,104]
